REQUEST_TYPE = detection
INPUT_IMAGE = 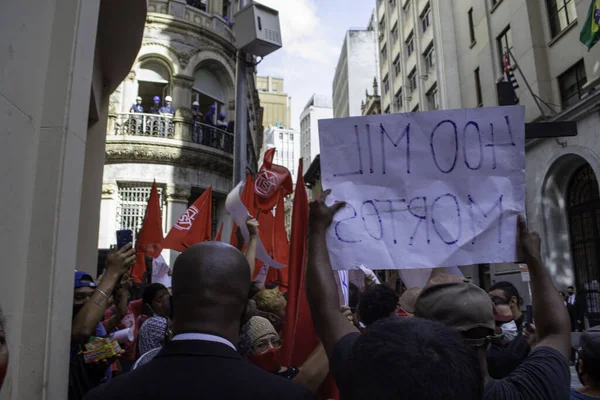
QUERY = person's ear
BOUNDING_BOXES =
[510,296,518,307]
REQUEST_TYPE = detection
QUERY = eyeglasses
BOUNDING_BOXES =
[252,337,283,354]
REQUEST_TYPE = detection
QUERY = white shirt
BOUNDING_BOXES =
[568,294,576,305]
[171,333,236,351]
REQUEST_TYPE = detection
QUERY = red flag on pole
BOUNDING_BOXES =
[131,181,164,283]
[273,194,289,290]
[164,186,212,251]
[255,148,293,213]
[280,159,317,365]
[213,222,224,241]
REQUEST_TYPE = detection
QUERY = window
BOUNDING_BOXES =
[496,26,513,73]
[384,105,391,114]
[491,0,499,6]
[379,18,386,33]
[393,55,401,77]
[558,59,587,108]
[404,0,412,15]
[424,44,435,72]
[117,183,165,240]
[408,68,417,92]
[421,4,431,32]
[381,44,388,62]
[474,68,483,107]
[279,132,283,140]
[394,88,403,111]
[427,84,439,110]
[383,74,390,94]
[412,104,420,112]
[391,23,399,44]
[468,8,476,43]
[406,33,415,56]
[390,0,397,8]
[546,0,577,38]
[289,133,293,140]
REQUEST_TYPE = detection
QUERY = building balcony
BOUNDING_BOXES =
[106,112,234,174]
[147,0,235,46]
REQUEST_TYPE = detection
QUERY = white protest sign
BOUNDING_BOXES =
[319,105,525,270]
[225,180,286,269]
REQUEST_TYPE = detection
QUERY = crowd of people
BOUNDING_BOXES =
[51,189,599,399]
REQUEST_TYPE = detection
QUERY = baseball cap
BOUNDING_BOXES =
[74,270,97,289]
[415,280,497,346]
[579,326,600,361]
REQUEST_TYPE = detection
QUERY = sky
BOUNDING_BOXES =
[256,0,376,130]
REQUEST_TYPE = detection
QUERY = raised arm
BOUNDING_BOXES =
[306,189,359,357]
[245,217,259,278]
[518,215,571,358]
[72,244,135,343]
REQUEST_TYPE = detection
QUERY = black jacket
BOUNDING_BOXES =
[84,340,314,400]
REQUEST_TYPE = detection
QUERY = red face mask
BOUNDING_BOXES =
[248,348,280,373]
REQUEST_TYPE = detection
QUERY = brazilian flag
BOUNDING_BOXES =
[580,0,600,50]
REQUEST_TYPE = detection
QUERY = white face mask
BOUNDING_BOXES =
[500,320,518,344]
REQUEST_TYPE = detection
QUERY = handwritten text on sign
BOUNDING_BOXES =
[318,106,525,270]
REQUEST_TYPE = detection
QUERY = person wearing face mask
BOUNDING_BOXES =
[159,96,175,116]
[242,316,329,393]
[573,326,600,399]
[137,283,171,355]
[129,96,144,113]
[489,281,524,334]
[69,245,136,400]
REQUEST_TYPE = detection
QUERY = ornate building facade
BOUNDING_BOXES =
[98,0,263,263]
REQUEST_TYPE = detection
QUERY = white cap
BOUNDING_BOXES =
[165,95,173,102]
[192,101,199,106]
[136,96,142,101]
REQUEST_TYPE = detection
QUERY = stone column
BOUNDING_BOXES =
[209,0,224,16]
[97,182,119,248]
[120,70,139,113]
[165,184,191,266]
[172,75,194,111]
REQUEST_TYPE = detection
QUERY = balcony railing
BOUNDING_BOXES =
[114,113,174,137]
[192,121,234,153]
[110,113,233,154]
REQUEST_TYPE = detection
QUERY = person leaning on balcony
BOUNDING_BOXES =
[191,101,203,122]
[204,104,216,126]
[130,96,144,113]
[150,96,161,114]
[216,112,228,129]
[159,96,175,116]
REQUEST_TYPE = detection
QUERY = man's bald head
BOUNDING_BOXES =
[172,242,251,335]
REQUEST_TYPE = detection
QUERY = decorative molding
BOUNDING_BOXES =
[166,184,191,201]
[102,183,118,195]
[105,140,233,176]
[172,76,194,88]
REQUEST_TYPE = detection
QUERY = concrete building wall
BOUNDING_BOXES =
[262,126,301,182]
[333,29,380,118]
[0,0,146,398]
[257,75,291,128]
[300,94,333,173]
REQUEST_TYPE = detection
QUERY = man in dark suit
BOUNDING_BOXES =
[85,242,313,400]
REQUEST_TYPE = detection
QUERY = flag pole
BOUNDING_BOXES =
[506,47,548,119]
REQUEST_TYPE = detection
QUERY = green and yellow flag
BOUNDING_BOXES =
[580,0,600,50]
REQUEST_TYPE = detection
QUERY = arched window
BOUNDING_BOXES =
[567,164,600,314]
[192,68,227,123]
[138,60,171,112]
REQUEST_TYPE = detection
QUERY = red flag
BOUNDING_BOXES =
[135,181,164,258]
[230,173,256,248]
[273,194,289,290]
[164,186,212,251]
[132,182,164,283]
[213,222,223,241]
[255,148,293,213]
[280,159,317,365]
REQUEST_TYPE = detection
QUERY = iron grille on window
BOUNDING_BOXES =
[117,183,165,241]
[567,164,600,315]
